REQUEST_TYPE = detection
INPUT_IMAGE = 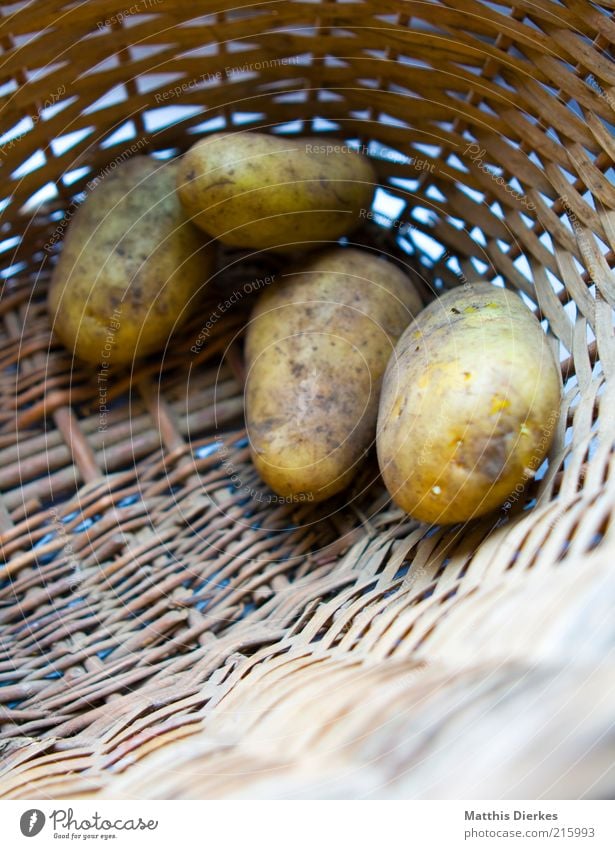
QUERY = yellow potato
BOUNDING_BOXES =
[245,248,422,501]
[377,282,562,524]
[48,157,215,364]
[176,132,376,252]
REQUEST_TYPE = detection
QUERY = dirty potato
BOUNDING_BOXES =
[245,248,422,501]
[176,132,376,252]
[48,157,215,364]
[377,282,562,524]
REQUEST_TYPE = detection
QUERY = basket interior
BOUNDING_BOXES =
[0,0,614,799]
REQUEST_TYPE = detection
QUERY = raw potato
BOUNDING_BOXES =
[48,157,215,364]
[377,282,562,524]
[176,132,376,252]
[245,248,422,502]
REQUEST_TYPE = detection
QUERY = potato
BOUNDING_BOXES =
[48,157,215,364]
[176,132,376,252]
[377,282,562,524]
[245,248,422,501]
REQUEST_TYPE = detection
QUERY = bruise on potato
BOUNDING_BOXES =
[48,157,215,364]
[377,282,562,524]
[176,132,377,252]
[245,248,422,501]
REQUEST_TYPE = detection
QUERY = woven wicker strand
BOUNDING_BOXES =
[0,0,614,799]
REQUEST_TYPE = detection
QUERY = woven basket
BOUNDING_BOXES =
[1,0,614,800]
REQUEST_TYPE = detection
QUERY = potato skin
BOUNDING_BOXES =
[48,157,215,364]
[377,283,562,524]
[245,249,422,501]
[176,132,376,252]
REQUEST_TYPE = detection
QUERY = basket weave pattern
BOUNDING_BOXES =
[0,0,614,798]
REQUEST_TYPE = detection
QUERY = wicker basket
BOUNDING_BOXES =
[1,0,614,800]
